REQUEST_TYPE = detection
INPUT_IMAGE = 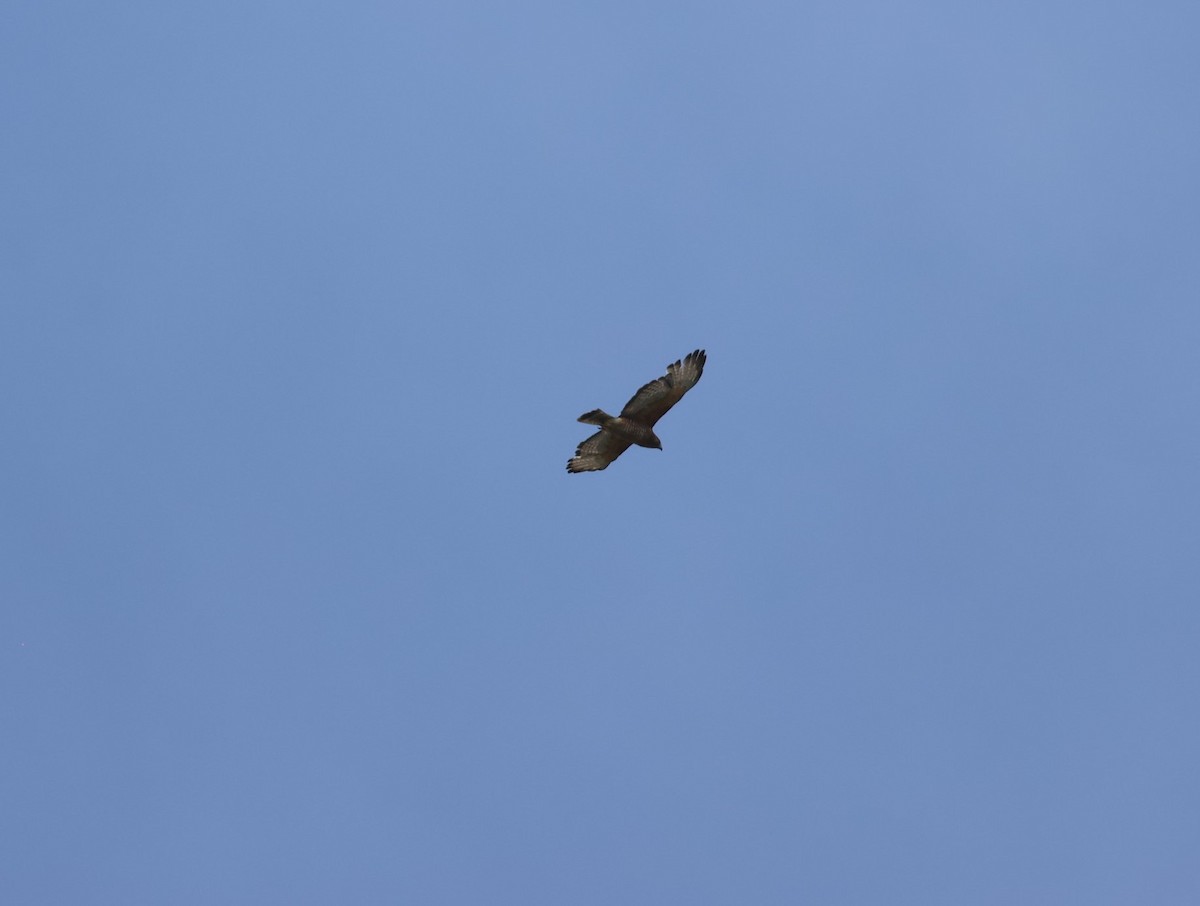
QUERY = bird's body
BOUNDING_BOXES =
[567,349,706,473]
[577,410,662,448]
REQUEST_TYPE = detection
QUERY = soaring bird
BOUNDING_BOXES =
[567,349,706,473]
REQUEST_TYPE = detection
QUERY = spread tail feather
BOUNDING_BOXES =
[577,409,612,426]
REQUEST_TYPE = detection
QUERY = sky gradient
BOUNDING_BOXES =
[4,1,1199,903]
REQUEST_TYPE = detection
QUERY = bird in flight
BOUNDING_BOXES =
[567,349,707,473]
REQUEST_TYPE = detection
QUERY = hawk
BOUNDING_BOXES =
[567,349,707,473]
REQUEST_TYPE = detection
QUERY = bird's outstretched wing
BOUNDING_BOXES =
[619,349,706,427]
[566,430,633,473]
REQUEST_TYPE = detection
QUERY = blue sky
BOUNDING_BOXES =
[4,1,1199,902]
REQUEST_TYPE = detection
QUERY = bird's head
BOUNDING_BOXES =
[651,437,663,450]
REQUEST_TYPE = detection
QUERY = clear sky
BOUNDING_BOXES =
[4,1,1199,903]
